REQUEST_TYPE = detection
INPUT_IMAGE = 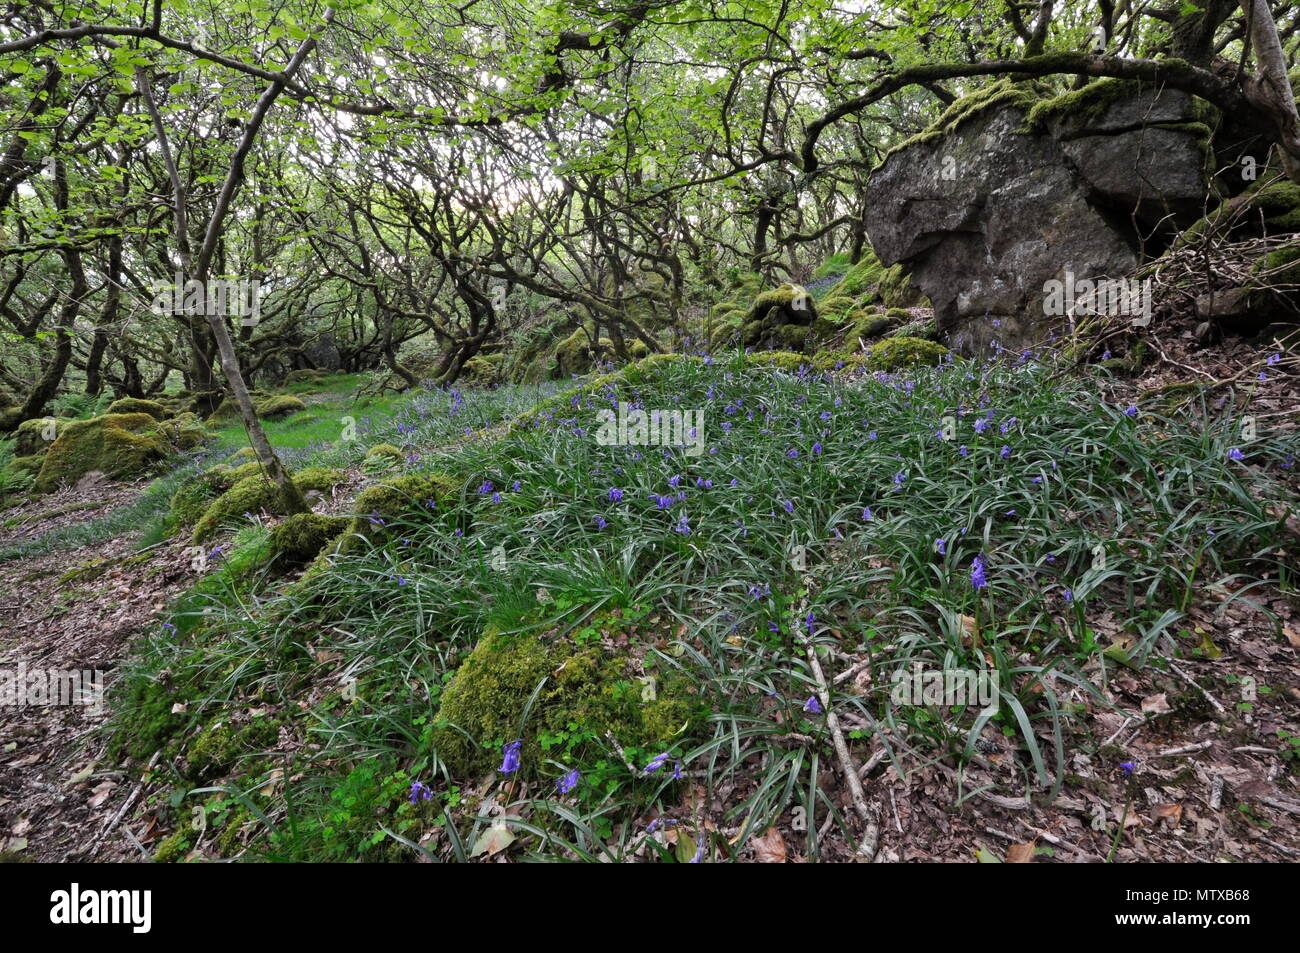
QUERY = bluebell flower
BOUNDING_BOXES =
[804,696,822,714]
[1000,445,1011,458]
[409,780,433,804]
[971,554,988,590]
[608,487,623,502]
[499,740,522,774]
[782,499,794,514]
[557,769,580,795]
[1228,447,1244,460]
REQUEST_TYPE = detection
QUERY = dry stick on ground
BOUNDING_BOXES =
[89,749,161,859]
[1168,661,1227,715]
[800,634,880,860]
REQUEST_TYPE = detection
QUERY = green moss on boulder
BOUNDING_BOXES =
[255,395,306,419]
[14,417,66,456]
[106,397,170,420]
[270,513,353,565]
[363,443,405,473]
[432,624,698,776]
[191,467,346,543]
[864,336,949,372]
[333,472,459,555]
[34,413,167,492]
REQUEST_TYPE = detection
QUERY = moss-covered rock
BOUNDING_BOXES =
[742,350,814,374]
[879,264,927,308]
[362,443,405,473]
[191,467,346,543]
[106,397,170,420]
[332,472,459,555]
[152,412,208,450]
[282,368,326,385]
[270,513,353,565]
[554,330,614,378]
[14,417,66,456]
[850,311,895,342]
[864,336,949,372]
[431,624,699,776]
[255,395,306,419]
[33,413,167,492]
[741,284,818,350]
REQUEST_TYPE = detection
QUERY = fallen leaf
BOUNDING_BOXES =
[1006,842,1037,863]
[470,820,516,858]
[1141,693,1171,716]
[1152,803,1183,828]
[752,826,787,863]
[1283,624,1300,649]
[975,847,1002,863]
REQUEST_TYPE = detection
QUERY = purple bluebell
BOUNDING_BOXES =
[499,740,521,774]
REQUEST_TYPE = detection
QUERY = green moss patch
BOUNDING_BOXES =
[270,513,352,565]
[106,397,170,420]
[432,623,700,776]
[192,467,346,543]
[864,336,950,372]
[34,413,167,492]
[255,395,307,419]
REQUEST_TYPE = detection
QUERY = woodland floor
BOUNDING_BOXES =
[2,328,1299,863]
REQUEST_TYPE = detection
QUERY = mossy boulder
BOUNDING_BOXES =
[829,252,886,299]
[461,354,504,387]
[742,350,814,374]
[270,513,352,565]
[166,461,267,535]
[151,412,208,451]
[14,417,67,456]
[879,265,927,308]
[554,330,613,378]
[106,397,170,420]
[282,368,326,385]
[255,395,306,419]
[33,413,167,492]
[191,466,346,543]
[362,443,406,473]
[864,336,949,372]
[742,284,818,351]
[431,624,699,776]
[850,311,896,342]
[332,472,459,555]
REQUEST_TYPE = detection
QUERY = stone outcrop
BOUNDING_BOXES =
[865,80,1219,353]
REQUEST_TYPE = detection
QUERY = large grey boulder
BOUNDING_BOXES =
[865,80,1213,354]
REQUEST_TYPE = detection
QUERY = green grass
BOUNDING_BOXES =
[103,349,1300,862]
